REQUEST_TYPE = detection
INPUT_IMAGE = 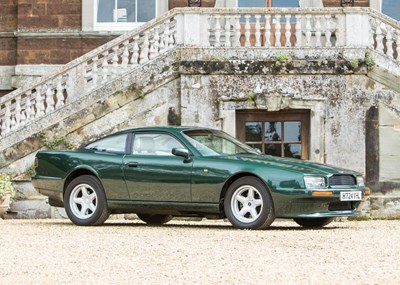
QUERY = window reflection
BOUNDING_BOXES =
[265,122,281,141]
[245,122,262,141]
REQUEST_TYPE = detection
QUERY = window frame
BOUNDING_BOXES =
[93,0,158,31]
[236,110,310,159]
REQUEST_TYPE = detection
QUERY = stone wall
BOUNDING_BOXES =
[2,47,400,219]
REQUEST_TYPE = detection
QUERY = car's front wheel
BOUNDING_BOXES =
[64,175,110,226]
[293,217,335,228]
[224,176,275,230]
[137,214,173,225]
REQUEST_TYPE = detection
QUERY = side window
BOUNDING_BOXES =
[132,133,184,156]
[85,133,128,153]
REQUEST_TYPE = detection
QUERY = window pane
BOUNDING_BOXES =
[97,0,114,23]
[133,133,184,155]
[284,143,301,159]
[117,0,135,22]
[272,0,299,7]
[137,0,156,22]
[245,122,262,142]
[265,144,281,157]
[265,122,281,141]
[284,121,301,142]
[86,133,128,153]
[238,0,265,7]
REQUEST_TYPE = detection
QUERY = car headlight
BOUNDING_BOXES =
[304,176,326,189]
[356,176,365,187]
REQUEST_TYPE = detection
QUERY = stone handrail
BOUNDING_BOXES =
[0,9,178,140]
[1,7,399,141]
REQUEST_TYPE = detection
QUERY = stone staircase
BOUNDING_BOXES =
[0,7,399,218]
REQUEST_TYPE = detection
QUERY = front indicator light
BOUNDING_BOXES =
[312,191,333,196]
[364,188,371,196]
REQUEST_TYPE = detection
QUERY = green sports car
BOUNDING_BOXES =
[32,126,368,229]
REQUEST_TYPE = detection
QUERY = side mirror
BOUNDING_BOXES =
[172,148,190,159]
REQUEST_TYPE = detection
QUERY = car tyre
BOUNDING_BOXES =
[224,176,275,230]
[137,214,173,225]
[293,217,335,228]
[64,175,110,226]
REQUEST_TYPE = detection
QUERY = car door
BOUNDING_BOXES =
[123,132,193,202]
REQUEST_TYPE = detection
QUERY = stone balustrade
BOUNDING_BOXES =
[0,7,399,145]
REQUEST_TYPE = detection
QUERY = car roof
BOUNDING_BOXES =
[114,126,216,135]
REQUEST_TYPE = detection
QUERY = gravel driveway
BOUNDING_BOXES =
[0,219,399,284]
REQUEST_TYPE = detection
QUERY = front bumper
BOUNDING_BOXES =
[274,187,369,218]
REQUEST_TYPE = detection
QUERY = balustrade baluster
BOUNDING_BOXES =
[168,21,175,48]
[205,15,211,47]
[162,20,170,50]
[305,15,312,46]
[255,15,261,47]
[91,56,98,88]
[295,15,302,47]
[15,95,22,128]
[225,15,232,47]
[35,86,45,117]
[121,41,130,69]
[214,15,222,47]
[284,15,291,47]
[369,18,376,48]
[233,15,241,47]
[149,36,156,60]
[153,27,160,56]
[112,46,119,77]
[101,51,109,84]
[274,15,281,47]
[3,102,11,134]
[24,91,33,121]
[140,31,150,63]
[55,76,64,109]
[10,113,16,131]
[386,27,393,58]
[45,84,54,113]
[315,15,322,47]
[376,22,384,53]
[325,15,332,47]
[265,15,271,48]
[131,36,140,66]
[244,15,251,47]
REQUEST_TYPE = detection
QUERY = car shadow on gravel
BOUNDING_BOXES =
[49,221,348,231]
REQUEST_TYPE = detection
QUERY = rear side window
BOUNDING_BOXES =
[85,133,128,153]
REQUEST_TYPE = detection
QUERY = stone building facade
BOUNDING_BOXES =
[0,1,399,219]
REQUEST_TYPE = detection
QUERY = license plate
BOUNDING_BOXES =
[340,191,362,201]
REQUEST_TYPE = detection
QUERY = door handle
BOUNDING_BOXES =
[126,162,139,168]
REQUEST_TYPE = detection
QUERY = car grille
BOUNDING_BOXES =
[329,175,356,186]
[328,201,354,211]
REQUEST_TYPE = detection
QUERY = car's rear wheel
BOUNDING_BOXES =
[64,175,110,226]
[293,217,335,228]
[224,176,275,230]
[137,214,173,225]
